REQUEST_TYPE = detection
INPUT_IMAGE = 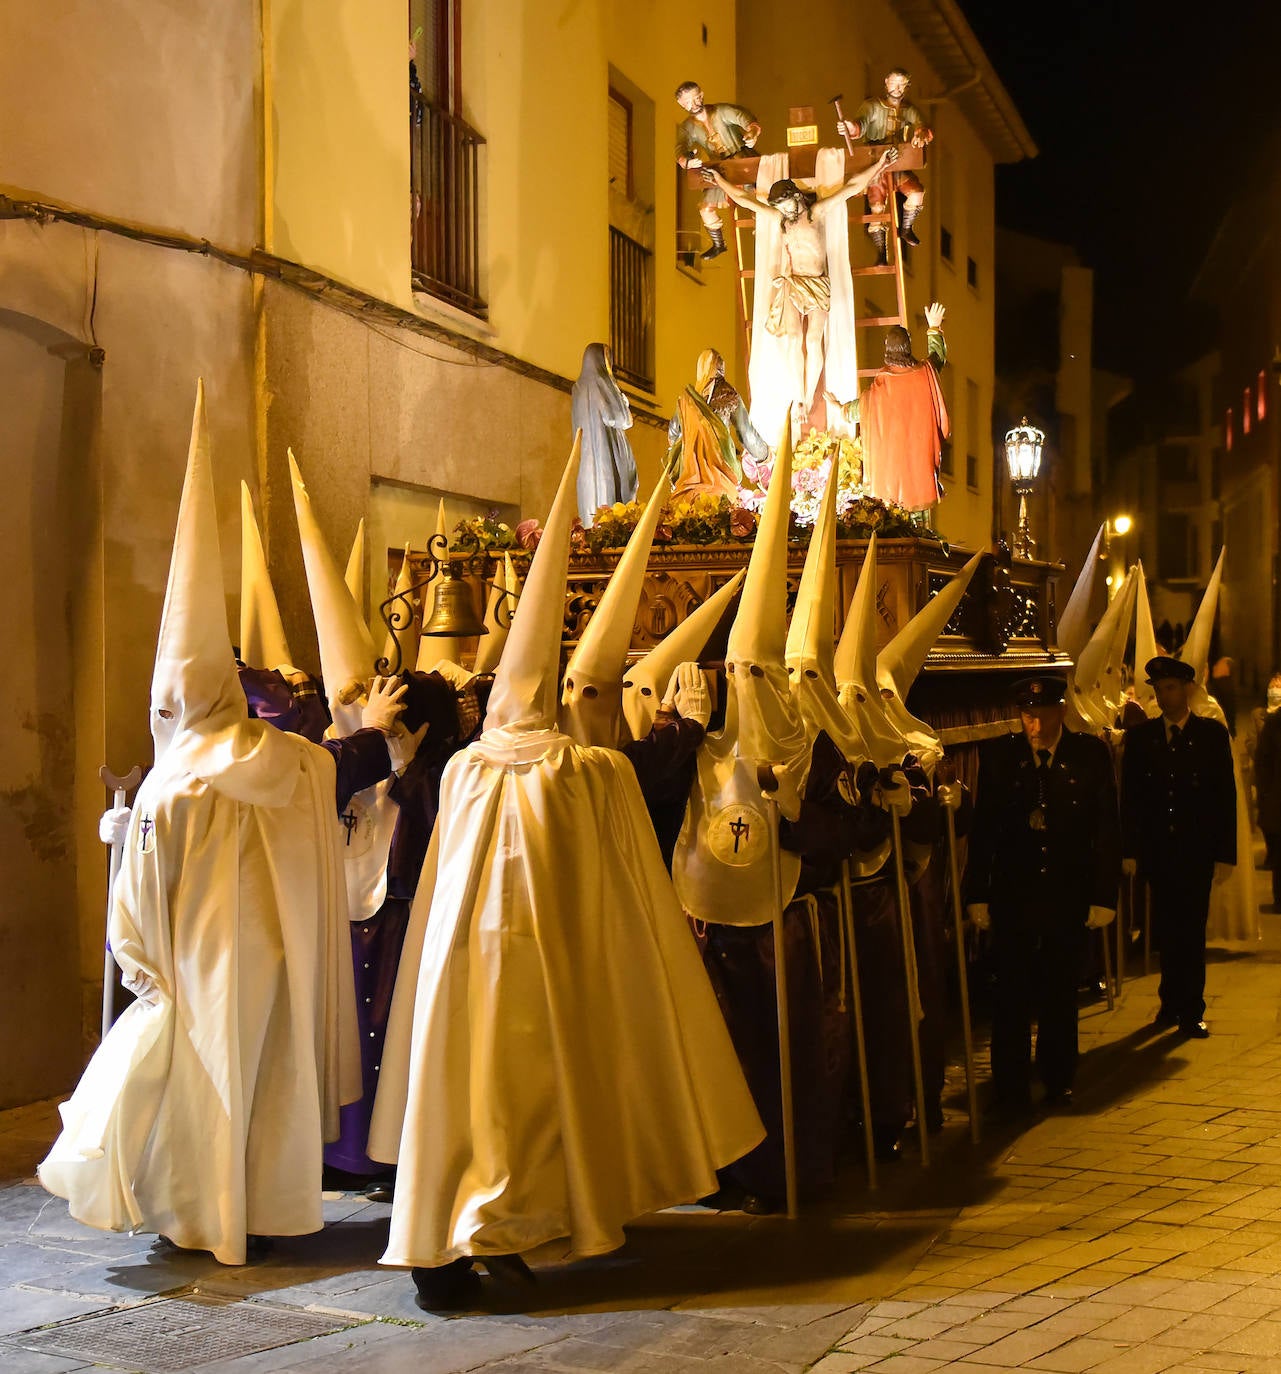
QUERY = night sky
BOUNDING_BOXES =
[958,2,1281,379]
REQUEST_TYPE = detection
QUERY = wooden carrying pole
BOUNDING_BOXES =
[839,862,878,1189]
[765,794,799,1219]
[943,805,980,1143]
[889,808,930,1166]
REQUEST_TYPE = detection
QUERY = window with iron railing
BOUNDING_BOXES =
[609,226,653,390]
[411,91,486,316]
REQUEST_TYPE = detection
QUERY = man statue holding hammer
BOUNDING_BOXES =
[835,69,933,265]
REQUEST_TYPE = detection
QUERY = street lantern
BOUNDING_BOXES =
[1004,416,1045,560]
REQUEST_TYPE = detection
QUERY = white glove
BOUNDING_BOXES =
[432,659,475,692]
[669,662,711,729]
[966,903,991,931]
[361,676,408,736]
[99,806,131,847]
[1121,857,1137,877]
[1086,905,1116,929]
[936,782,962,812]
[875,769,913,817]
[1213,861,1234,887]
[121,966,160,1006]
[763,763,803,823]
[385,720,429,773]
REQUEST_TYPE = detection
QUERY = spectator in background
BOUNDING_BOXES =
[1254,671,1281,911]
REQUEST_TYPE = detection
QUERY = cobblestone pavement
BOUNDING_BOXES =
[2,869,1279,1372]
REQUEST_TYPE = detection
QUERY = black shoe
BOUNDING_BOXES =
[1153,1006,1179,1028]
[740,1193,782,1215]
[872,1125,903,1162]
[1179,1020,1210,1039]
[480,1253,537,1287]
[412,1259,481,1311]
[363,1179,394,1204]
[1043,1088,1074,1111]
[246,1235,274,1259]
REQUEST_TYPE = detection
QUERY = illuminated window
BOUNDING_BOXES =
[1259,370,1267,421]
[1243,387,1251,435]
[1225,408,1233,451]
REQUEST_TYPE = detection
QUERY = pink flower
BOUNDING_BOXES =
[729,505,757,538]
[515,518,542,550]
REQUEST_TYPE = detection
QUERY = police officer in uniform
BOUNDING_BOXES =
[965,677,1121,1111]
[1121,657,1236,1037]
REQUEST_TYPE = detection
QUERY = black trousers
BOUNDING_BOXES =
[990,914,1086,1100]
[1149,868,1213,1023]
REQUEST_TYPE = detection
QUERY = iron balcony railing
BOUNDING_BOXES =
[411,91,486,316]
[609,226,653,390]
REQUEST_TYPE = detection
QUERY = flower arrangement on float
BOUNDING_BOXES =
[453,433,926,555]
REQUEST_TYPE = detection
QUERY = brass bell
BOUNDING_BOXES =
[422,564,488,638]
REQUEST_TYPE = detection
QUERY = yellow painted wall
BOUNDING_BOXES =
[267,0,411,307]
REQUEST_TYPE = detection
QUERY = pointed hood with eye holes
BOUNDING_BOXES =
[833,533,909,770]
[784,461,865,766]
[149,383,297,807]
[561,469,672,748]
[289,450,378,735]
[874,549,984,773]
[482,434,582,735]
[1067,564,1138,733]
[239,480,293,671]
[621,569,745,741]
[722,419,810,774]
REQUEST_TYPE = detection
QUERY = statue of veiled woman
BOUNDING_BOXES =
[668,349,771,499]
[572,343,638,525]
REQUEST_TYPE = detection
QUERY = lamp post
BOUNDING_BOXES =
[1101,514,1133,601]
[1004,417,1045,561]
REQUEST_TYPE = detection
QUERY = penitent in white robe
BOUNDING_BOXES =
[39,727,361,1266]
[370,726,763,1268]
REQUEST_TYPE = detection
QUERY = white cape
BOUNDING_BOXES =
[40,729,360,1265]
[371,727,763,1266]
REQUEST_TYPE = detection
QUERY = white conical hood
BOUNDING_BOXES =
[834,535,907,769]
[238,481,293,670]
[874,548,984,774]
[785,463,838,680]
[150,380,244,756]
[344,518,366,607]
[785,468,865,763]
[1056,524,1105,664]
[720,421,808,772]
[383,544,421,674]
[471,553,518,676]
[876,549,984,699]
[1132,561,1158,715]
[289,449,378,725]
[1068,565,1137,732]
[1181,546,1225,681]
[483,434,582,733]
[621,569,745,740]
[726,420,793,667]
[561,469,671,747]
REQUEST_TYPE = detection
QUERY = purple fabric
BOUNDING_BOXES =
[623,711,706,869]
[237,666,331,744]
[321,730,393,816]
[324,898,412,1175]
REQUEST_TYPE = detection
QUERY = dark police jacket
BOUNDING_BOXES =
[963,726,1120,923]
[1120,712,1236,879]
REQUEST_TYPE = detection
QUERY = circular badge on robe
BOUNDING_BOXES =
[707,803,770,867]
[339,797,378,857]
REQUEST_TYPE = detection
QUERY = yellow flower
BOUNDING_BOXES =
[611,502,627,517]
